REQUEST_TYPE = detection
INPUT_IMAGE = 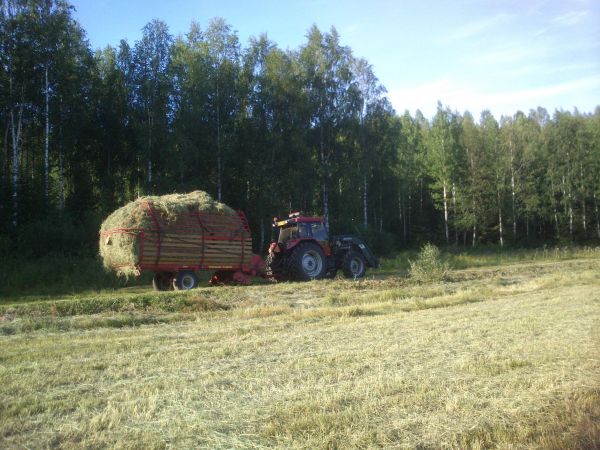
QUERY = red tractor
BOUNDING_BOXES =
[265,212,379,281]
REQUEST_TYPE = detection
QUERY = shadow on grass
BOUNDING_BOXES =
[0,256,222,301]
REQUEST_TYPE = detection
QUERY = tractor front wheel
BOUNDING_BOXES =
[342,251,366,279]
[173,270,199,290]
[289,243,326,281]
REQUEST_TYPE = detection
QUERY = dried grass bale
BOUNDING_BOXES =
[99,191,236,276]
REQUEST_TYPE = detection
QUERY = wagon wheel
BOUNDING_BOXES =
[152,272,174,291]
[173,270,199,290]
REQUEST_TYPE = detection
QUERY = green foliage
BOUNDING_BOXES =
[15,214,97,258]
[0,0,599,260]
[409,243,450,283]
[355,226,397,256]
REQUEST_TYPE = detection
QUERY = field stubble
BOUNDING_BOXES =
[0,254,599,449]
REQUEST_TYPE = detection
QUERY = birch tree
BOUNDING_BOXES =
[133,20,173,194]
[300,26,356,231]
[353,58,384,228]
[425,103,460,244]
[481,111,506,246]
[203,18,240,201]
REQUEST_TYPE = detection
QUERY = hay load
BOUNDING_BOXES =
[99,191,252,277]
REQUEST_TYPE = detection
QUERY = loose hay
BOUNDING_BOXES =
[99,191,236,276]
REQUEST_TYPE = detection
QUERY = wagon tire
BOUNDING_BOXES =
[152,272,174,291]
[173,270,199,290]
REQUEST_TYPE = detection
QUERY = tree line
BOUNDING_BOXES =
[1,0,599,257]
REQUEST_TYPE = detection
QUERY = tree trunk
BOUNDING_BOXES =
[497,184,504,247]
[59,148,64,211]
[443,183,449,245]
[511,170,516,239]
[562,175,568,215]
[11,99,24,228]
[216,83,222,201]
[568,185,573,238]
[551,178,560,239]
[419,178,423,215]
[452,183,457,245]
[44,66,50,205]
[498,204,504,247]
[472,197,477,247]
[363,177,368,228]
[580,163,586,233]
[509,137,517,241]
[58,97,64,211]
[399,192,407,243]
[408,193,412,237]
[147,108,153,190]
[322,181,329,232]
[374,179,383,232]
[379,183,383,231]
[2,122,8,217]
[594,193,600,239]
[319,111,329,232]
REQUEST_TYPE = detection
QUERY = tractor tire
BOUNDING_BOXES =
[342,251,367,279]
[152,272,174,291]
[265,253,286,281]
[288,243,326,281]
[173,270,199,290]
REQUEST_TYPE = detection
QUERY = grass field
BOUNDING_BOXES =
[1,250,599,449]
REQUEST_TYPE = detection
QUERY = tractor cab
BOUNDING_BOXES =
[273,212,329,250]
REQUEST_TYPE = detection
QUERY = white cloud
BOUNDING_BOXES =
[439,14,510,43]
[474,44,549,65]
[552,10,589,26]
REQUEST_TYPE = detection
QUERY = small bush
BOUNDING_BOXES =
[409,243,449,283]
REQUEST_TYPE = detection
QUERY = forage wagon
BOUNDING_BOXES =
[99,191,263,290]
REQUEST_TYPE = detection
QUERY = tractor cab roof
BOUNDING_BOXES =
[273,212,323,228]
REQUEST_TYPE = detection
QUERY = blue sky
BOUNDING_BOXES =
[72,0,599,119]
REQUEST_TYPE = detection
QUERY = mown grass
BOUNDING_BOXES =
[0,251,599,448]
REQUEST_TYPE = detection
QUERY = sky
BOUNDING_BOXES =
[72,0,600,119]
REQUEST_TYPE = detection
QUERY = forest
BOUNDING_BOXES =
[2,0,600,258]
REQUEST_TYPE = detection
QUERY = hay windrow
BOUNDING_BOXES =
[99,191,236,276]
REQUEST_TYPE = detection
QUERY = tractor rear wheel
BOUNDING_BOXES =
[173,270,199,290]
[265,253,286,281]
[153,272,174,291]
[289,243,326,281]
[342,251,366,279]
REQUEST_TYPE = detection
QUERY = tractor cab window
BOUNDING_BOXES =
[310,222,328,241]
[278,223,310,243]
[278,225,296,243]
[298,223,310,237]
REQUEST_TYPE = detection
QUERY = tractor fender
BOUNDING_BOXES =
[284,237,330,255]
